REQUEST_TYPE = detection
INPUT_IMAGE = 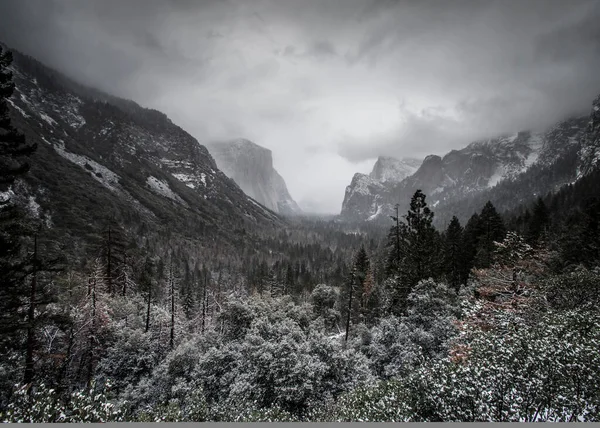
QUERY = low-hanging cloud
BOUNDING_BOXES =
[1,0,599,213]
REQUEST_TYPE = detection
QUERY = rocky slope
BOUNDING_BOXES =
[205,139,301,215]
[5,48,281,246]
[341,113,591,223]
[578,95,600,177]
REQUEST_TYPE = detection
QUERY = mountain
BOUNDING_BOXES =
[369,156,421,183]
[578,95,600,177]
[341,156,421,222]
[205,139,302,215]
[4,47,282,250]
[341,112,591,224]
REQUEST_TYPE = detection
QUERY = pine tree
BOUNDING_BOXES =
[139,256,157,333]
[0,46,36,189]
[344,246,369,341]
[0,46,41,384]
[166,255,178,350]
[526,197,549,245]
[100,219,126,296]
[475,201,506,268]
[385,204,402,277]
[442,216,465,292]
[388,190,440,315]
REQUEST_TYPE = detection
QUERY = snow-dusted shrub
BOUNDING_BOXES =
[95,327,160,393]
[134,387,208,422]
[365,279,459,378]
[310,284,340,330]
[331,309,600,422]
[1,381,125,422]
[125,334,219,410]
[208,316,371,417]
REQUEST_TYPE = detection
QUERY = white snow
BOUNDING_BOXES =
[524,134,543,167]
[39,112,57,127]
[506,133,519,143]
[171,172,209,190]
[6,99,29,118]
[0,188,15,204]
[367,204,383,221]
[488,165,507,187]
[172,173,197,189]
[146,176,185,204]
[27,195,41,218]
[54,144,121,192]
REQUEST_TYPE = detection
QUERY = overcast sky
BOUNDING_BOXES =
[1,0,600,213]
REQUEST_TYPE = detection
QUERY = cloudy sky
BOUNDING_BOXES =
[1,0,600,213]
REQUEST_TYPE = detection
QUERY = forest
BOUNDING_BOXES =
[1,45,600,422]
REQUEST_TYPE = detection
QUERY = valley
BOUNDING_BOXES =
[1,2,600,420]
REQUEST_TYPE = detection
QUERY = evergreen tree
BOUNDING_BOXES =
[344,246,369,341]
[474,201,506,268]
[99,219,126,296]
[442,216,465,292]
[139,256,157,333]
[385,204,402,277]
[388,190,440,315]
[0,46,40,384]
[462,212,481,275]
[0,46,36,188]
[526,197,549,245]
[558,197,600,268]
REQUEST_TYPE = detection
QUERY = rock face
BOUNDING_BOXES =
[578,95,600,177]
[341,156,421,222]
[5,48,281,243]
[205,139,301,215]
[369,156,421,183]
[340,113,591,223]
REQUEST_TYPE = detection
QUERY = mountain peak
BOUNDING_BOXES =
[369,156,422,183]
[205,139,301,215]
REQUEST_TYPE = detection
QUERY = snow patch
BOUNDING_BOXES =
[172,173,197,189]
[0,188,15,204]
[367,204,383,221]
[146,176,185,203]
[6,99,29,118]
[27,195,41,218]
[39,112,57,127]
[54,144,121,192]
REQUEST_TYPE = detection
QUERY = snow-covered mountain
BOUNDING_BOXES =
[369,156,421,183]
[205,139,301,215]
[341,113,591,223]
[5,48,281,243]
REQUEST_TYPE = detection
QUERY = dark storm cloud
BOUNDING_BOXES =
[1,0,599,213]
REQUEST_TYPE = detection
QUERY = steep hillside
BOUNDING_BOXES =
[5,48,282,249]
[578,95,600,177]
[206,139,301,215]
